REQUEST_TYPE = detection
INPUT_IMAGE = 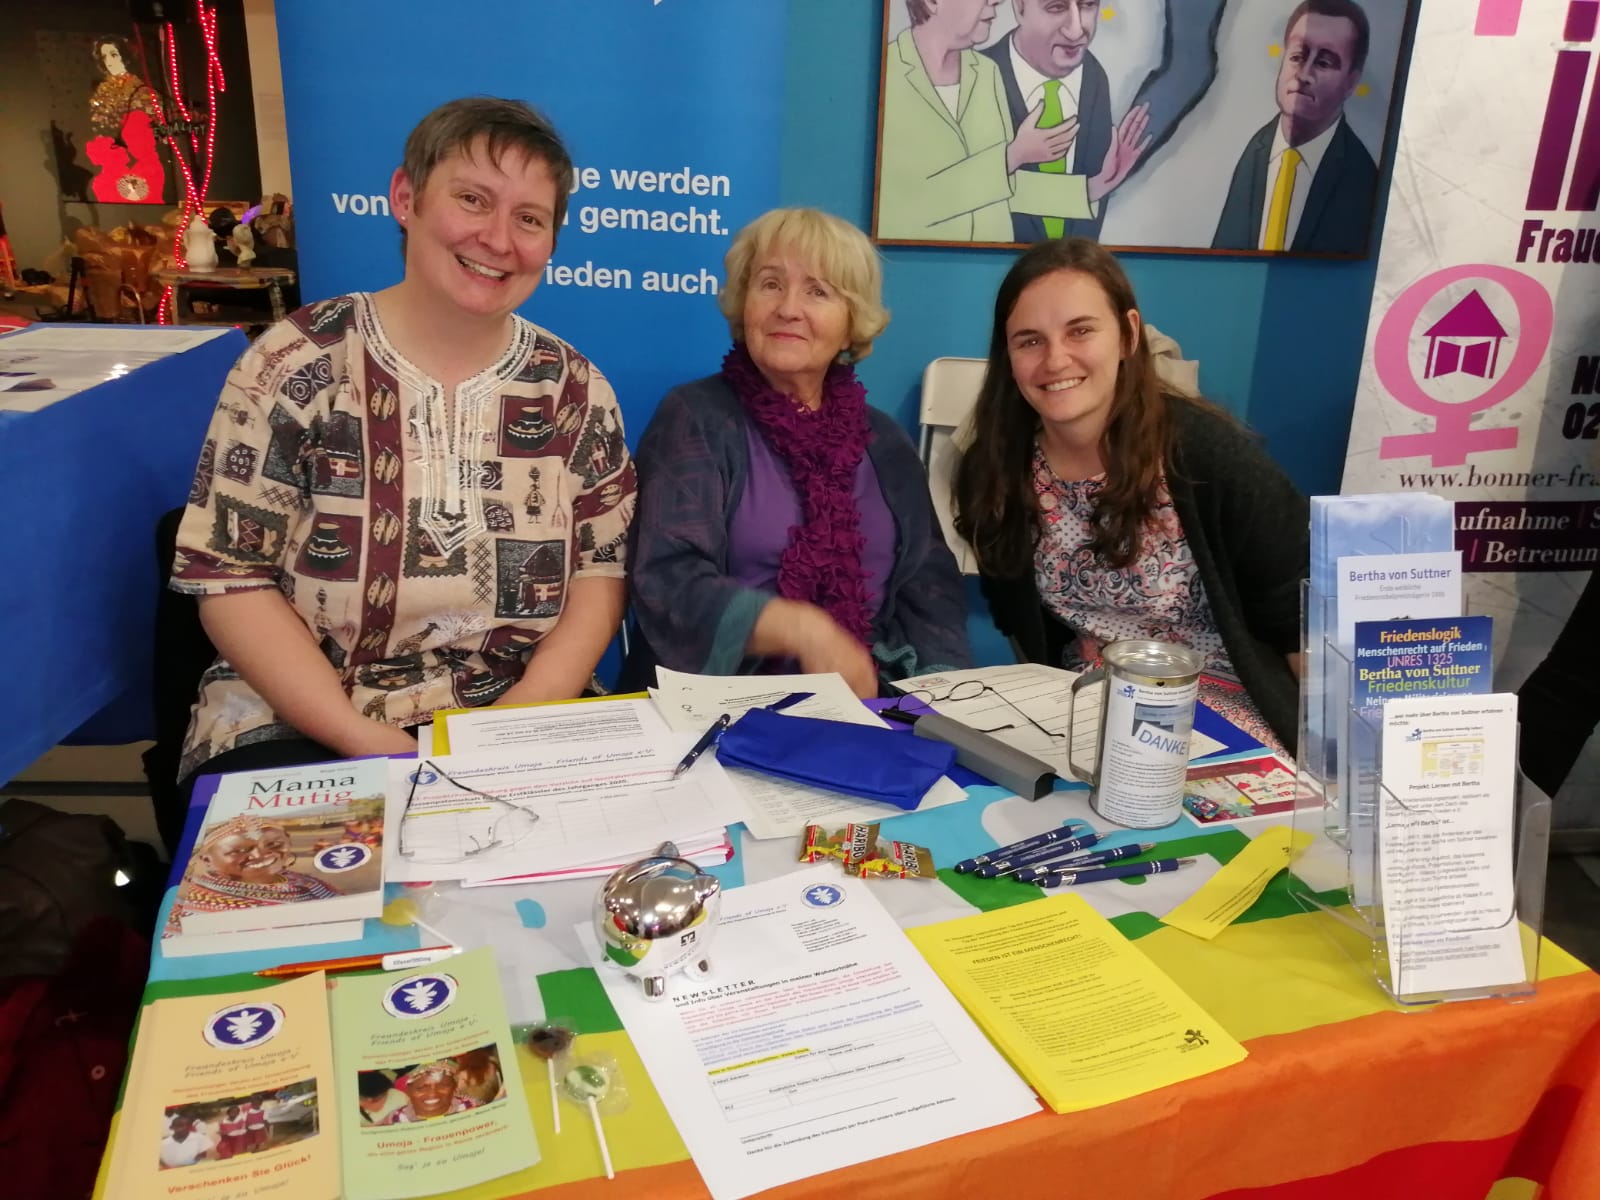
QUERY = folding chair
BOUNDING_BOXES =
[917,356,988,576]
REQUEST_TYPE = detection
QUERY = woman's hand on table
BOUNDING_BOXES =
[797,624,879,699]
[754,599,879,699]
[329,717,419,758]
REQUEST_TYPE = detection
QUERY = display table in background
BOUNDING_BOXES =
[0,323,247,782]
[100,706,1600,1200]
[153,266,297,326]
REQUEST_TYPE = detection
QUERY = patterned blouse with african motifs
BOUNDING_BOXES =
[171,293,636,778]
[1030,444,1281,751]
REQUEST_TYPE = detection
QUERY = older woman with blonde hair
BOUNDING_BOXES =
[627,207,969,696]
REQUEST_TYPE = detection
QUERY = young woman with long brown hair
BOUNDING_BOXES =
[954,239,1307,750]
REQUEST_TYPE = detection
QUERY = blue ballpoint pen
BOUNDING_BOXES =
[763,691,814,713]
[673,713,730,778]
[1029,857,1195,887]
[1011,842,1158,882]
[953,820,1098,874]
[972,833,1104,878]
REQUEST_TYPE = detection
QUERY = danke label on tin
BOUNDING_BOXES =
[1067,640,1203,828]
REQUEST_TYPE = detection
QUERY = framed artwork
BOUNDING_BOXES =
[872,0,1414,256]
[38,30,167,205]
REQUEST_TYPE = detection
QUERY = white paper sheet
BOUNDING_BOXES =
[458,828,732,888]
[0,326,227,353]
[584,866,1038,1200]
[651,667,888,731]
[0,325,230,413]
[1334,552,1463,651]
[444,697,673,754]
[723,768,967,840]
[1378,694,1524,997]
[385,740,746,882]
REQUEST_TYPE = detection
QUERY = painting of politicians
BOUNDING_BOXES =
[873,0,1413,256]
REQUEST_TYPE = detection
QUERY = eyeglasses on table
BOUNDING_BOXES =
[885,679,1069,741]
[397,759,540,862]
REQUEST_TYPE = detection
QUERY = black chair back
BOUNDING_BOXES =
[140,507,219,855]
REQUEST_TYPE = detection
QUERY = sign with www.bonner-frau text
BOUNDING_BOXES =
[1342,0,1600,813]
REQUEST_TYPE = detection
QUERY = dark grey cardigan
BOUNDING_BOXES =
[627,374,972,683]
[979,401,1308,749]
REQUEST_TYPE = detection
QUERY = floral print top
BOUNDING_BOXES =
[1031,444,1281,750]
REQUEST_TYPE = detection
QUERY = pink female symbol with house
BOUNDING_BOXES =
[1423,291,1507,380]
[1375,264,1553,467]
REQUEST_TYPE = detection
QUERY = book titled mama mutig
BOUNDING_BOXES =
[169,758,387,938]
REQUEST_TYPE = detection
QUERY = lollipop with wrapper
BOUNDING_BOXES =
[559,1057,628,1180]
[527,1020,576,1133]
[380,891,459,949]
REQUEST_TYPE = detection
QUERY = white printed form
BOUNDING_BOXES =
[444,697,675,754]
[586,867,1037,1200]
[1378,694,1525,997]
[385,737,747,882]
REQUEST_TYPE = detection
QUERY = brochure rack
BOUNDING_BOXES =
[1289,583,1550,1006]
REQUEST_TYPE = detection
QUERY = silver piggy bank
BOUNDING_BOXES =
[595,843,720,1000]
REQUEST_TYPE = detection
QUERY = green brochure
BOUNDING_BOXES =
[328,947,537,1199]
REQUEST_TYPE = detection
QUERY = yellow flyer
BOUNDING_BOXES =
[1161,826,1312,940]
[909,894,1246,1113]
[105,972,339,1199]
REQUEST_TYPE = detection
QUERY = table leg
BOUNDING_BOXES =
[269,281,285,323]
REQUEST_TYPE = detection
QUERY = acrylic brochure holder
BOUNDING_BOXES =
[1289,582,1550,1007]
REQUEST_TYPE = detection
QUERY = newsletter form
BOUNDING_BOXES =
[586,867,1037,1200]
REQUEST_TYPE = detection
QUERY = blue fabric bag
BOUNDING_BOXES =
[715,708,956,810]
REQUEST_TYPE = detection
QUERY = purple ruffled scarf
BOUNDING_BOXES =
[721,343,876,645]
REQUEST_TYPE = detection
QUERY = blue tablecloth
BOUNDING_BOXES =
[0,325,248,782]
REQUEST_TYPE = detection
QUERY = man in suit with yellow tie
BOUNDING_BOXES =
[1212,0,1378,254]
[982,0,1150,245]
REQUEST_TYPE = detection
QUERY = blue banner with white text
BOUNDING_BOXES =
[274,0,787,438]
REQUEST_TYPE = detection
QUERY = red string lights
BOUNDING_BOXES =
[152,1,226,324]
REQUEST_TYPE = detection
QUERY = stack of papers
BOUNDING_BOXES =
[0,325,230,413]
[389,699,747,884]
[413,674,971,869]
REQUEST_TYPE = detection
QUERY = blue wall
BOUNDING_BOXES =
[275,0,784,450]
[779,0,1397,498]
